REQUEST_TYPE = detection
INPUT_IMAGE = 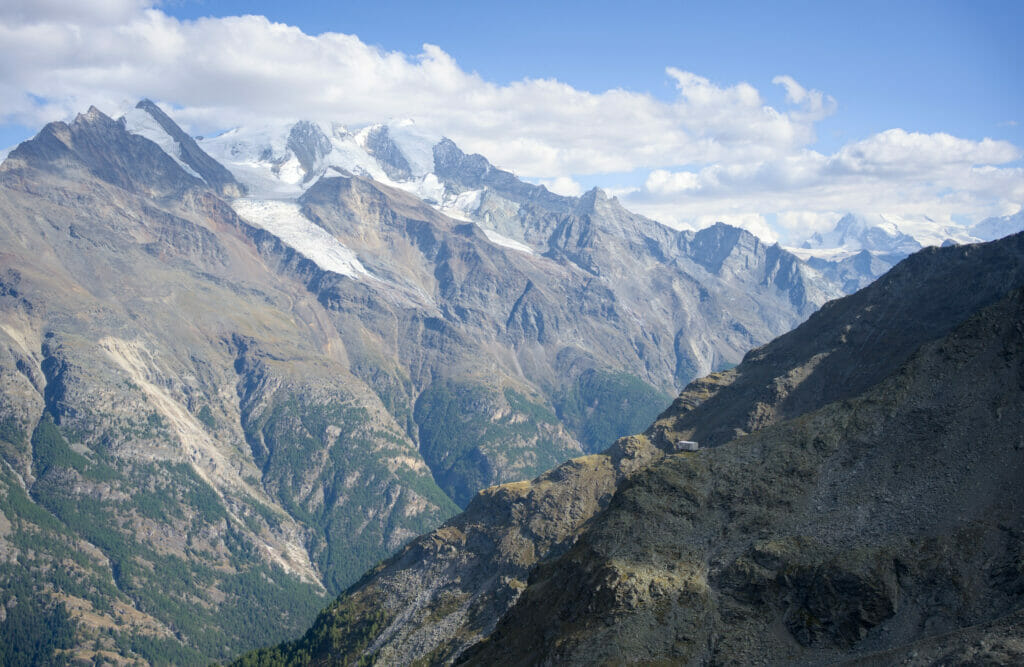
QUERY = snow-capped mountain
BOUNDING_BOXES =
[784,213,926,291]
[800,212,922,256]
[122,100,245,197]
[197,115,452,206]
[785,211,995,291]
[971,209,1024,241]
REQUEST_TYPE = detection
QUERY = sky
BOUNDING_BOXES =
[0,0,1021,243]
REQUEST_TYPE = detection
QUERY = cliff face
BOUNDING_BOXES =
[245,234,1024,665]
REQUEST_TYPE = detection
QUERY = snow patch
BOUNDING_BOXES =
[202,121,400,197]
[783,246,861,262]
[390,172,447,205]
[431,188,483,221]
[325,130,391,182]
[201,123,291,163]
[200,124,303,198]
[482,228,535,254]
[452,188,483,214]
[122,107,204,180]
[276,155,305,186]
[232,199,369,278]
[884,214,978,248]
[387,120,440,178]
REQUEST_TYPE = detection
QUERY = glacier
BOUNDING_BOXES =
[231,199,369,279]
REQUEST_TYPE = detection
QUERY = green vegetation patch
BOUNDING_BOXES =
[555,369,673,453]
[246,392,456,594]
[29,413,123,483]
[197,404,217,429]
[415,380,577,507]
[232,592,390,667]
[0,577,77,667]
[31,413,90,477]
[0,417,28,467]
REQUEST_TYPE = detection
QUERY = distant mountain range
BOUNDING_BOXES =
[971,209,1024,242]
[1,99,1018,663]
[800,212,923,255]
[0,101,860,662]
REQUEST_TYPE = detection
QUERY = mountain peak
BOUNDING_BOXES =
[84,105,106,121]
[804,212,921,255]
[573,186,608,213]
[74,105,115,128]
[125,98,245,197]
[286,120,333,181]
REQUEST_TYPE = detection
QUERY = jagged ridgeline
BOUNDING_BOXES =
[237,233,1024,665]
[0,101,858,663]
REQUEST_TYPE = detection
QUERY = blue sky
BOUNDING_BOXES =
[0,0,1021,241]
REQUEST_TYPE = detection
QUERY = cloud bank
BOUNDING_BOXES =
[0,1,1020,243]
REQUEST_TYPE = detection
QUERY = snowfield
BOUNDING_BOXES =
[481,228,535,254]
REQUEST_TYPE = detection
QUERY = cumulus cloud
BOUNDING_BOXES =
[645,169,702,194]
[0,0,149,25]
[0,3,829,178]
[772,75,836,121]
[828,129,1020,176]
[534,176,584,197]
[624,133,1023,243]
[0,1,1020,244]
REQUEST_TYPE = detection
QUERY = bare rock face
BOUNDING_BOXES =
[361,125,414,182]
[244,234,1024,665]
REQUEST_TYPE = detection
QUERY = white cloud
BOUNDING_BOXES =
[776,210,841,238]
[645,169,701,194]
[828,129,1020,176]
[773,75,809,105]
[0,3,830,179]
[534,176,583,197]
[0,0,149,25]
[624,133,1023,244]
[0,2,1020,245]
[772,75,836,120]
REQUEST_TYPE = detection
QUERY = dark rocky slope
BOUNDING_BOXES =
[466,285,1024,664]
[242,233,1024,665]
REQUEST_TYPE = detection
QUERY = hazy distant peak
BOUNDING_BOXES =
[971,209,1024,242]
[803,212,922,255]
